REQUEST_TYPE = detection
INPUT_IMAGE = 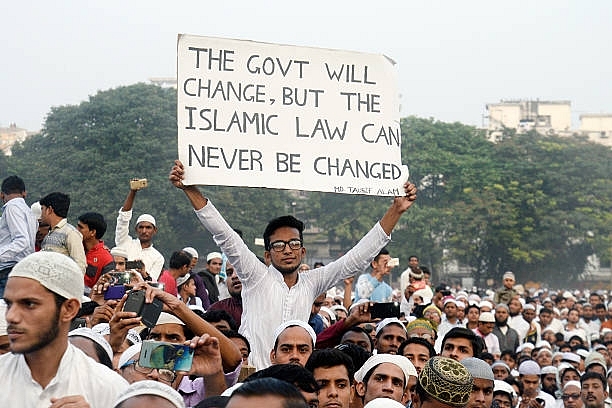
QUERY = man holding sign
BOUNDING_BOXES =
[169,159,417,370]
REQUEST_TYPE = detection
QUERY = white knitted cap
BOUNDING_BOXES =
[10,252,84,305]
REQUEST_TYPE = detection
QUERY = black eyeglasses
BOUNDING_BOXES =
[268,239,302,252]
[562,394,581,401]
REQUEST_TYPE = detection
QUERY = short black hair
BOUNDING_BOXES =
[263,215,304,251]
[334,342,372,371]
[231,378,309,408]
[340,325,374,352]
[1,175,25,195]
[245,364,319,394]
[203,309,238,332]
[169,250,192,269]
[398,337,436,360]
[40,192,70,218]
[373,247,389,262]
[581,372,607,391]
[305,348,355,383]
[224,330,251,355]
[441,327,483,357]
[77,212,107,239]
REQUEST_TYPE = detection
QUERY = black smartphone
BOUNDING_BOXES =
[126,260,145,270]
[123,290,163,328]
[370,302,400,319]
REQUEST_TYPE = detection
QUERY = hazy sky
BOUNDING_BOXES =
[3,1,611,131]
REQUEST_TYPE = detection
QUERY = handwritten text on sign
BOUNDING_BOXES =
[177,34,408,196]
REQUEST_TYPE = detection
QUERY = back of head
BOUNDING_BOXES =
[1,175,25,195]
[233,377,309,408]
[245,363,319,394]
[334,341,373,370]
[373,247,389,262]
[169,250,192,269]
[40,192,70,218]
[78,212,107,239]
[263,215,304,250]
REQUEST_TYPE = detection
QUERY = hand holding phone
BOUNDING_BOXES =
[139,340,194,371]
[370,302,400,319]
[123,290,163,328]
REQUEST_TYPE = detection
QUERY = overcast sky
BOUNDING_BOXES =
[2,1,611,131]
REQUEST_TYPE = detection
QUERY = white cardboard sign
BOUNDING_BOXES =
[177,34,408,196]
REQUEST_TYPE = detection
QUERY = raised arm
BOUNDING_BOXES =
[169,160,208,210]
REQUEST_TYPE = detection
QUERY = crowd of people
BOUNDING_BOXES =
[0,163,610,408]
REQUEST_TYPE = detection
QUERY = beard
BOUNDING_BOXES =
[495,318,508,326]
[10,308,60,355]
[274,263,300,275]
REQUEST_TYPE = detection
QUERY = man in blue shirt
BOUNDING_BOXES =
[355,247,394,302]
[0,175,37,297]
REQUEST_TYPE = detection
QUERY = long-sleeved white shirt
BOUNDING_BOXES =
[0,344,128,408]
[115,208,165,280]
[195,201,390,370]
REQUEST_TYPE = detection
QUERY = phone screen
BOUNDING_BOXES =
[370,302,400,319]
[139,340,194,371]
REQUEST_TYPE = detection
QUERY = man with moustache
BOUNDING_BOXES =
[208,259,243,329]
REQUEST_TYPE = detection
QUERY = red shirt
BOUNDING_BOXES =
[84,240,114,288]
[158,270,178,296]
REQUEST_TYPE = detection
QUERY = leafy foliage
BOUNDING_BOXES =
[5,85,611,286]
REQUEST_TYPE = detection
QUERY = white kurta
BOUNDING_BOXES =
[195,201,390,370]
[0,344,128,408]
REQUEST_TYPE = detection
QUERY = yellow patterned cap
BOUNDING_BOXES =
[418,356,473,408]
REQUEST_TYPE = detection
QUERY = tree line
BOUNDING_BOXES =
[2,83,610,286]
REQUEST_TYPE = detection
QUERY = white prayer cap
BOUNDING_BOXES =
[113,380,185,408]
[479,300,493,310]
[355,354,417,384]
[462,357,494,381]
[364,398,407,408]
[110,247,129,259]
[176,274,191,288]
[563,380,581,391]
[206,252,223,262]
[182,247,199,259]
[273,320,316,347]
[69,327,113,363]
[375,318,407,336]
[494,380,516,398]
[518,360,541,375]
[135,214,156,227]
[118,343,142,369]
[10,252,84,305]
[30,201,42,220]
[156,312,185,326]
